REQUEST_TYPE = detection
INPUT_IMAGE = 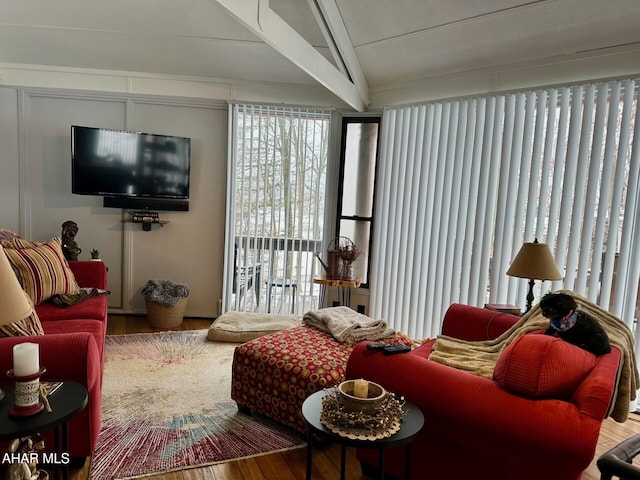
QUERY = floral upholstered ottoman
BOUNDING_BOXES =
[231,325,358,433]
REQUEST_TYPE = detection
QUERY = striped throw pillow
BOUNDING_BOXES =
[0,292,44,337]
[4,237,80,305]
[0,228,20,247]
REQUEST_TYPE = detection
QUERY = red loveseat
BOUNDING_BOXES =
[0,260,108,459]
[346,303,622,480]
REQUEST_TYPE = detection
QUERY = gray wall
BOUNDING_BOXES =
[0,87,227,317]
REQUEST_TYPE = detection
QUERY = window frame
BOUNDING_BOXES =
[335,115,382,289]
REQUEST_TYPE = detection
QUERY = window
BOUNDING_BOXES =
[223,103,331,315]
[372,79,640,342]
[335,117,380,287]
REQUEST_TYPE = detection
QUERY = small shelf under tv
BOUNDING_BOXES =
[122,211,168,231]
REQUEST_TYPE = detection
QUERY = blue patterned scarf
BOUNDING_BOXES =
[550,308,578,332]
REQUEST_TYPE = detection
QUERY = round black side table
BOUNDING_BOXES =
[302,388,424,480]
[0,380,88,480]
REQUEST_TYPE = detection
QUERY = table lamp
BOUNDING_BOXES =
[0,247,34,400]
[506,239,563,312]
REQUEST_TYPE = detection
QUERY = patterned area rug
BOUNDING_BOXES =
[89,330,305,480]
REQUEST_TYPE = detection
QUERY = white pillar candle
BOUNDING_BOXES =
[13,342,39,376]
[353,379,369,399]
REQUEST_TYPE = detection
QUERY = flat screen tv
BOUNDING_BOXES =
[71,125,191,209]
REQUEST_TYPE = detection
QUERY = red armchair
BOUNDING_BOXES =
[346,304,622,480]
[0,260,108,459]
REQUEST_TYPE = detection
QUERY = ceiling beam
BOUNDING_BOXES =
[213,0,367,111]
[307,0,350,79]
[307,0,369,107]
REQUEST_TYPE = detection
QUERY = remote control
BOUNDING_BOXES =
[366,343,411,354]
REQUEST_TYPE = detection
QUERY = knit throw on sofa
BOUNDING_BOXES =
[430,290,638,422]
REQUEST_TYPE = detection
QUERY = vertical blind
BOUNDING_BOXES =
[371,79,640,346]
[223,103,331,315]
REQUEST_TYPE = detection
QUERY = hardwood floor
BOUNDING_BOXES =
[65,314,640,480]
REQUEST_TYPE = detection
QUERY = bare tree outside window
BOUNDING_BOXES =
[224,104,331,314]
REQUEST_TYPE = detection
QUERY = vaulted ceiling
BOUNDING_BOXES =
[1,0,639,110]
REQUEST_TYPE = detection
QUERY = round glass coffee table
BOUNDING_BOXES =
[302,388,424,480]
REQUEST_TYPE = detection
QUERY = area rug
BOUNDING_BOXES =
[89,330,305,480]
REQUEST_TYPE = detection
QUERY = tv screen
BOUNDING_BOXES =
[71,125,191,200]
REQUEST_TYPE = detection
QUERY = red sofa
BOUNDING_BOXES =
[0,260,108,459]
[346,303,622,480]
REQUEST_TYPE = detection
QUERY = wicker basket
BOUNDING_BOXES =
[145,297,188,329]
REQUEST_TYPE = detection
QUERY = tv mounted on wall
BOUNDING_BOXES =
[71,125,191,211]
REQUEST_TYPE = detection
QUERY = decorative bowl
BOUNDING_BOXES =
[337,379,387,414]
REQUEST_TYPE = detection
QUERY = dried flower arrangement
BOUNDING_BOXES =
[327,236,364,281]
[337,239,363,263]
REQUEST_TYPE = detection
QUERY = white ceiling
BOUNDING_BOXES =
[1,0,639,107]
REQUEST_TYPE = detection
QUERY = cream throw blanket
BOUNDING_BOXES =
[430,291,639,422]
[302,306,395,343]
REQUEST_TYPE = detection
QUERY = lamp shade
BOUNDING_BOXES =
[506,241,563,281]
[0,247,33,326]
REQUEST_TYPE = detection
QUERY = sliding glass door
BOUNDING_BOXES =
[223,104,331,315]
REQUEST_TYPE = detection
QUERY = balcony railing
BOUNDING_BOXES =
[233,236,324,315]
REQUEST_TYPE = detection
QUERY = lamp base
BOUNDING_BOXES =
[525,278,536,312]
